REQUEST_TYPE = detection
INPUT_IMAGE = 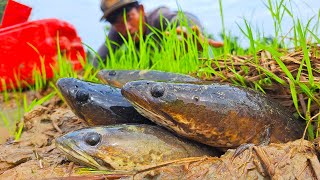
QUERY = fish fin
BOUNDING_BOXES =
[260,126,271,146]
[231,126,271,161]
[231,143,255,161]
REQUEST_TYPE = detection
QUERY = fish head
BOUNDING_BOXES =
[55,126,113,170]
[97,70,134,88]
[121,80,208,132]
[56,78,127,125]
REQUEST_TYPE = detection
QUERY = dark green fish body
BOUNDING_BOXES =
[97,70,201,88]
[56,78,149,125]
[55,124,217,171]
[121,81,305,149]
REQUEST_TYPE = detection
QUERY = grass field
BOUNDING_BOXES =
[0,0,319,140]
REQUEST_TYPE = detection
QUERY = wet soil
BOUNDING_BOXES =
[0,93,89,179]
[0,93,320,179]
[0,127,9,144]
[0,88,58,143]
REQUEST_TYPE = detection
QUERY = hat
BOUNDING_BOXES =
[100,0,138,21]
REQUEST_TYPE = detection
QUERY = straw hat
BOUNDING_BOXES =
[100,0,138,20]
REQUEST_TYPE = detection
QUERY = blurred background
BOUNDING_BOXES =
[19,0,320,50]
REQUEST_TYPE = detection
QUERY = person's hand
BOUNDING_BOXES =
[175,25,224,49]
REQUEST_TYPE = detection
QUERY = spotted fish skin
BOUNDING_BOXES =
[97,69,201,88]
[121,80,305,149]
[56,78,149,125]
[55,124,218,171]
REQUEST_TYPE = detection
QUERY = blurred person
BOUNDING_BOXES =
[93,0,223,67]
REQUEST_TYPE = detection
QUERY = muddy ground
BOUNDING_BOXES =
[0,89,54,144]
[0,127,10,145]
[0,94,89,179]
[0,93,320,180]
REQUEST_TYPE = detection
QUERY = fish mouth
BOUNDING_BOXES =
[123,91,177,132]
[96,71,123,88]
[60,93,86,120]
[96,74,122,88]
[55,137,105,170]
[121,85,181,133]
[106,80,123,88]
[96,71,109,84]
[56,81,81,117]
[122,89,197,142]
[56,83,86,120]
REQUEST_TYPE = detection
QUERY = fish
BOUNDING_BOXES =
[97,69,201,88]
[55,124,218,171]
[110,139,320,179]
[121,80,305,149]
[56,78,149,125]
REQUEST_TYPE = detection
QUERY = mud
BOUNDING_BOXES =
[0,127,9,144]
[0,89,54,144]
[0,99,89,179]
[0,94,320,179]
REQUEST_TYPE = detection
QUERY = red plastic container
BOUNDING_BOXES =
[1,0,32,28]
[0,0,85,91]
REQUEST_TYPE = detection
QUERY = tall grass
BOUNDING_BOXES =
[96,10,208,74]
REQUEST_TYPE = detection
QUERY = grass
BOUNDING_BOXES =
[0,0,7,24]
[0,0,319,141]
[204,0,320,140]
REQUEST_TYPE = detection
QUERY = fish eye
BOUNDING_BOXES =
[76,90,89,102]
[151,85,165,98]
[108,70,116,76]
[84,132,101,146]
